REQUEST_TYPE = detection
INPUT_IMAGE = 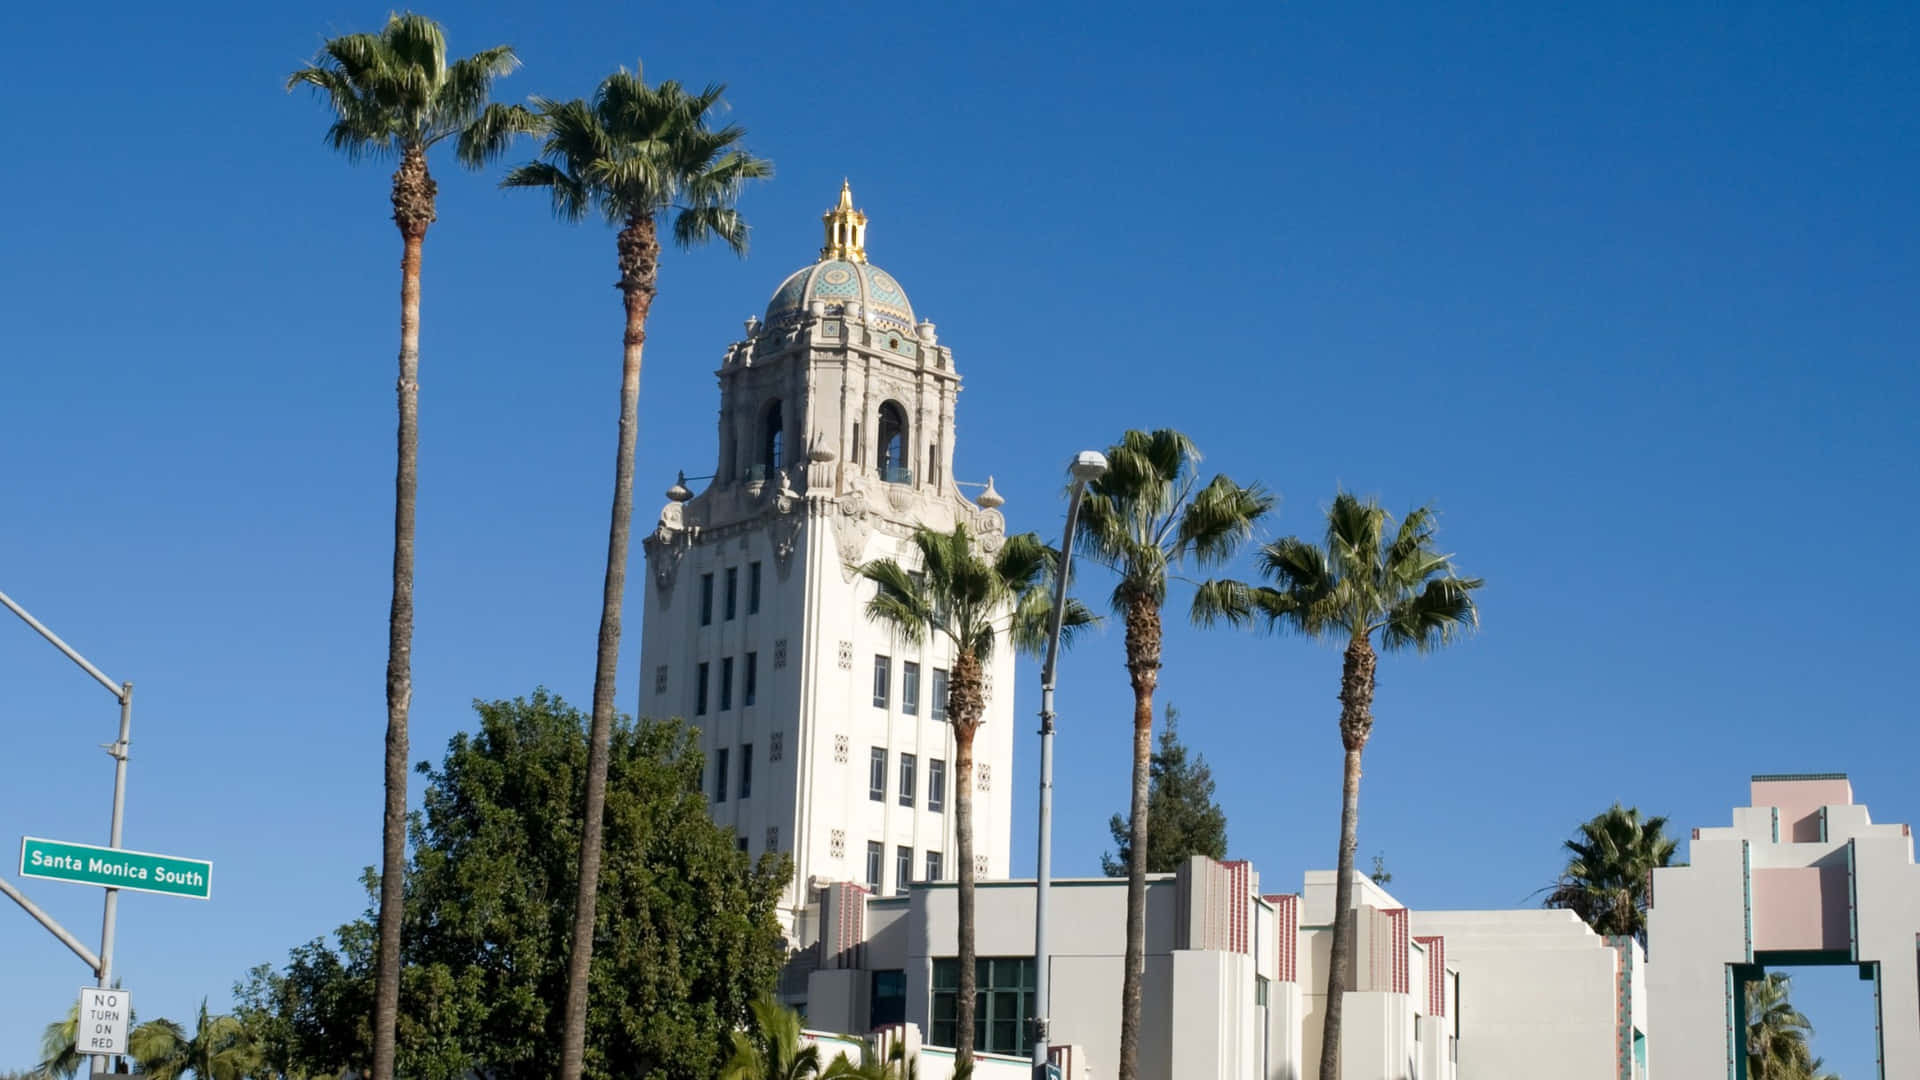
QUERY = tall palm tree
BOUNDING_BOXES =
[1075,429,1271,1080]
[503,64,771,1080]
[1544,803,1678,944]
[286,19,530,1080]
[1193,492,1481,1080]
[857,523,1091,1069]
[1746,972,1820,1080]
[721,996,822,1080]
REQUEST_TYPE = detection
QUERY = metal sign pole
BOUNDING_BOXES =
[0,589,132,1076]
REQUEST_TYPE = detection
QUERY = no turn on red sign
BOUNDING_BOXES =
[78,987,130,1055]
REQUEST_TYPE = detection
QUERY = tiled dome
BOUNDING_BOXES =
[764,259,917,334]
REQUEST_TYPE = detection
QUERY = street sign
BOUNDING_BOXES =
[20,837,212,900]
[78,987,130,1055]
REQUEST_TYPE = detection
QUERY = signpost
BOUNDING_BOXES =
[21,838,212,901]
[78,987,131,1055]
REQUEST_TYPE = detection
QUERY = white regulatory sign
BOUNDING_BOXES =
[78,987,130,1055]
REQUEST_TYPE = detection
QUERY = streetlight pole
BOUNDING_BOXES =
[1030,450,1106,1080]
[0,588,133,1077]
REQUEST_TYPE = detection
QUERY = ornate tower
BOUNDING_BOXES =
[638,184,1018,937]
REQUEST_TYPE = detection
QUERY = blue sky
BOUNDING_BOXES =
[2,1,1915,1074]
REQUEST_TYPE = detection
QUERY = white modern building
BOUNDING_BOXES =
[637,185,1019,936]
[793,857,1464,1080]
[1648,773,1920,1079]
[1410,909,1647,1080]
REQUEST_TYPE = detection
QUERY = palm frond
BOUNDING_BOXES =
[288,15,521,172]
[452,101,537,169]
[505,63,770,237]
[1173,475,1275,567]
[1380,575,1482,652]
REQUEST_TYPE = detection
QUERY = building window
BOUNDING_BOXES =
[931,668,949,721]
[744,652,758,707]
[928,759,946,813]
[749,561,762,614]
[872,655,890,708]
[926,850,944,881]
[719,656,734,711]
[865,841,884,893]
[724,567,738,620]
[737,835,749,853]
[870,970,906,1028]
[869,748,886,802]
[932,958,1034,1055]
[714,746,729,802]
[895,845,912,895]
[695,662,709,716]
[1255,976,1270,1007]
[762,401,784,470]
[877,401,909,484]
[739,743,752,799]
[899,753,917,808]
[902,661,920,716]
[700,573,714,626]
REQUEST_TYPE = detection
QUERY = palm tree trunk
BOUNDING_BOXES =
[1117,593,1161,1080]
[950,649,984,1069]
[559,214,658,1080]
[1317,634,1375,1080]
[371,145,433,1080]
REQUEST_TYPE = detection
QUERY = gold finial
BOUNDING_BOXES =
[821,179,869,263]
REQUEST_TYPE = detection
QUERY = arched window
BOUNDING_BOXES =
[877,401,908,483]
[761,401,784,473]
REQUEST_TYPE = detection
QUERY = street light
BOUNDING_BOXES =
[1031,449,1107,1078]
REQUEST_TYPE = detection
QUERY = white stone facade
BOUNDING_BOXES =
[637,191,1017,934]
[1648,774,1919,1079]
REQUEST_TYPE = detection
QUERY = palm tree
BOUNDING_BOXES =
[1544,803,1678,943]
[1075,429,1271,1080]
[36,1001,256,1080]
[285,19,530,1080]
[721,997,822,1080]
[35,1004,88,1080]
[1746,972,1820,1080]
[1193,492,1481,1080]
[502,64,771,1080]
[128,1001,259,1080]
[857,523,1091,1069]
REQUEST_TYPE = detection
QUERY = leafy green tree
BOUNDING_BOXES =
[1194,492,1481,1080]
[1101,704,1227,875]
[1077,429,1271,1080]
[285,19,530,1080]
[857,524,1090,1068]
[1544,804,1678,944]
[502,66,771,1080]
[239,691,789,1080]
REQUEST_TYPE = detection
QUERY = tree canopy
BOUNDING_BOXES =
[1102,704,1228,875]
[235,690,790,1080]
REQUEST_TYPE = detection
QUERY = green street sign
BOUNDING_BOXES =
[19,837,212,901]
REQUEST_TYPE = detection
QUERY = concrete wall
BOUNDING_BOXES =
[1409,910,1622,1080]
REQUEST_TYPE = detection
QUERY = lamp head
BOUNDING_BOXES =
[1070,450,1109,483]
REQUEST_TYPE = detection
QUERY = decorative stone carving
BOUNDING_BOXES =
[646,526,689,594]
[830,492,871,579]
[836,640,853,669]
[833,735,849,764]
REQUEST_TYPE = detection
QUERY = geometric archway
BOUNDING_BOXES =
[1648,774,1915,1079]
